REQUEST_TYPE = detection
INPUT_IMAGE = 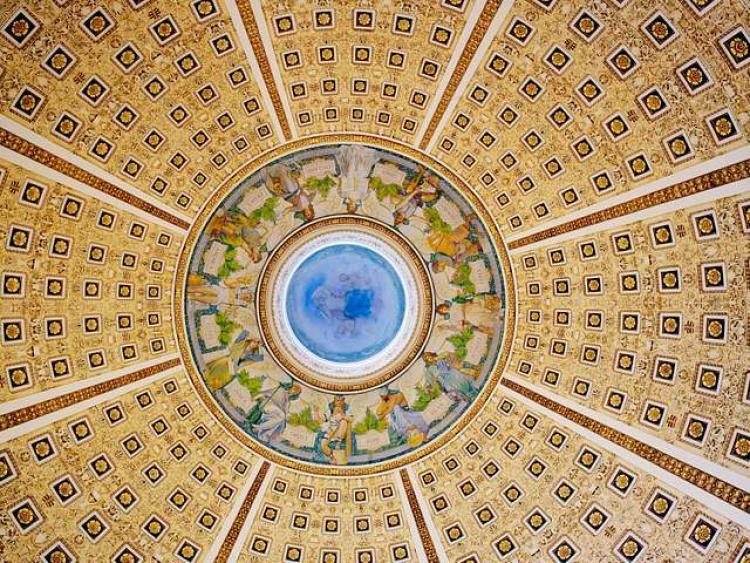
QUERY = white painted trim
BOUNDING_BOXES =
[512,178,750,253]
[0,146,183,233]
[225,463,274,562]
[248,0,298,139]
[0,116,192,229]
[418,0,516,151]
[224,0,287,142]
[504,374,750,491]
[0,364,180,443]
[415,0,486,148]
[506,146,750,250]
[503,374,750,528]
[405,466,450,563]
[205,461,272,561]
[0,354,179,415]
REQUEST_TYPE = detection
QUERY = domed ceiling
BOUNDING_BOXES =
[180,143,509,472]
[0,0,748,562]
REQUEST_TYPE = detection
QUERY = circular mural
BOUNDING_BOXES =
[285,243,406,363]
[257,215,433,392]
[181,142,507,470]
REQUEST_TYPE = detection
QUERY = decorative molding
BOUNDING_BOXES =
[501,378,750,515]
[0,358,181,432]
[504,146,750,247]
[404,466,449,563]
[0,126,190,231]
[502,374,749,494]
[400,469,441,563]
[0,355,180,416]
[256,215,434,392]
[225,0,288,142]
[174,133,516,476]
[235,0,293,140]
[508,158,750,249]
[215,461,270,563]
[418,0,504,150]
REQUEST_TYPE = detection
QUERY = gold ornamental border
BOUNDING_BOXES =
[215,461,271,562]
[234,0,293,140]
[419,0,504,150]
[0,127,190,230]
[174,134,516,476]
[509,158,750,249]
[0,358,180,432]
[400,469,440,561]
[501,379,750,514]
[256,215,434,393]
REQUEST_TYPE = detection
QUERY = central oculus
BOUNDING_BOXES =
[257,215,434,393]
[285,243,406,363]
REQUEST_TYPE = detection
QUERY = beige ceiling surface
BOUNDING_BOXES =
[0,0,748,562]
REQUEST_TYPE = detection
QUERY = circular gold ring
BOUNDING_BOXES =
[256,214,434,393]
[174,134,516,476]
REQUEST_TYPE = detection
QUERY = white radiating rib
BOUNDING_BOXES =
[0,116,191,231]
[503,373,750,529]
[224,0,288,142]
[506,145,750,251]
[0,359,181,443]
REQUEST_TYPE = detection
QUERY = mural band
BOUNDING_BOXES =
[183,143,506,467]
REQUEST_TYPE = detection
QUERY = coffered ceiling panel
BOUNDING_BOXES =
[0,0,279,217]
[430,0,749,236]
[254,0,482,141]
[511,192,750,473]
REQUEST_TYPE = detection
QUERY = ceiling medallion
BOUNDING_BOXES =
[177,140,512,474]
[257,215,434,393]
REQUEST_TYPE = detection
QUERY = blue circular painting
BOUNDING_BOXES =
[285,244,406,363]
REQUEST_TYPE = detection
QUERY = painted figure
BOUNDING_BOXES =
[262,163,299,197]
[436,295,502,335]
[262,163,316,221]
[436,302,452,320]
[316,396,354,465]
[186,273,255,308]
[423,352,478,404]
[205,209,266,263]
[288,187,316,221]
[248,381,302,442]
[426,212,481,269]
[393,168,439,225]
[204,331,264,391]
[376,388,428,447]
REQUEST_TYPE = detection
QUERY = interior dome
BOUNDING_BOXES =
[179,143,509,472]
[0,0,748,561]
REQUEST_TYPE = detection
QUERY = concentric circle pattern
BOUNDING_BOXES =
[181,143,507,470]
[257,215,434,393]
[3,1,749,559]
